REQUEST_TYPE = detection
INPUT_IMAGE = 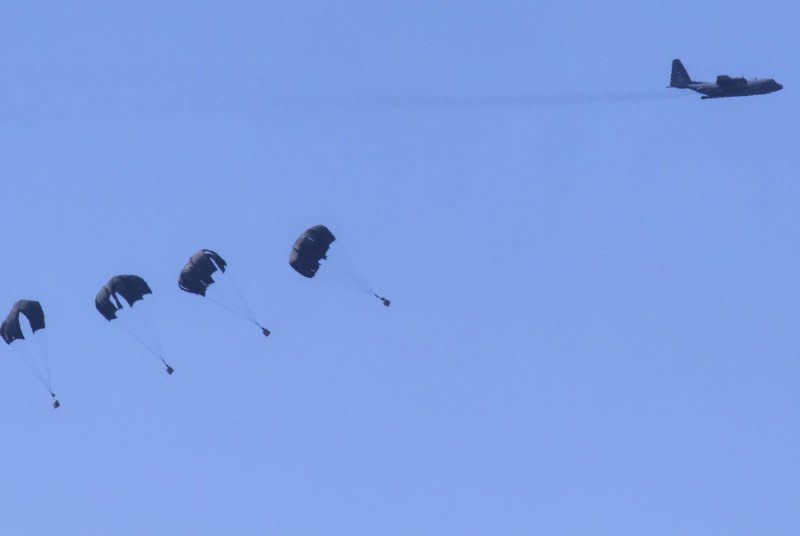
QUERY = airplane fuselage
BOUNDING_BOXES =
[687,79,783,99]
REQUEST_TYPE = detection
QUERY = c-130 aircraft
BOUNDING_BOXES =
[669,59,782,99]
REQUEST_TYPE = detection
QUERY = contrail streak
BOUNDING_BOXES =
[0,90,685,125]
[271,90,685,111]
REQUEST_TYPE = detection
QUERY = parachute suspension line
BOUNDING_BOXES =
[205,294,245,319]
[8,334,57,406]
[42,350,53,393]
[223,270,262,325]
[116,323,160,357]
[206,293,270,337]
[329,241,373,293]
[227,275,271,335]
[17,350,48,390]
[14,342,52,394]
[113,322,171,373]
[38,331,54,398]
[335,241,390,307]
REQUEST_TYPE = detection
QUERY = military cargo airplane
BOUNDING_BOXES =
[669,59,782,99]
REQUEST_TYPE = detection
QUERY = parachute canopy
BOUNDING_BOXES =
[289,225,336,278]
[179,249,227,296]
[96,275,152,321]
[1,300,45,344]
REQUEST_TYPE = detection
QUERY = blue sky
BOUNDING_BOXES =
[1,1,798,534]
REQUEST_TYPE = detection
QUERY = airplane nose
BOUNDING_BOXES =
[777,83,784,90]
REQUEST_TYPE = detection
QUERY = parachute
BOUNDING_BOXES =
[95,275,152,321]
[1,300,59,408]
[179,250,227,297]
[289,225,391,307]
[289,225,336,278]
[1,300,45,343]
[178,249,270,337]
[96,275,174,375]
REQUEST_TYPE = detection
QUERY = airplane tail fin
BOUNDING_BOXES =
[670,59,692,88]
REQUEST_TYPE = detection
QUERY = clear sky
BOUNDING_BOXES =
[1,1,798,534]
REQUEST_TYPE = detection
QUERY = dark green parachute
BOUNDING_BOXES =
[178,249,270,337]
[179,249,227,296]
[1,300,59,408]
[1,300,45,343]
[95,275,152,321]
[289,225,336,278]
